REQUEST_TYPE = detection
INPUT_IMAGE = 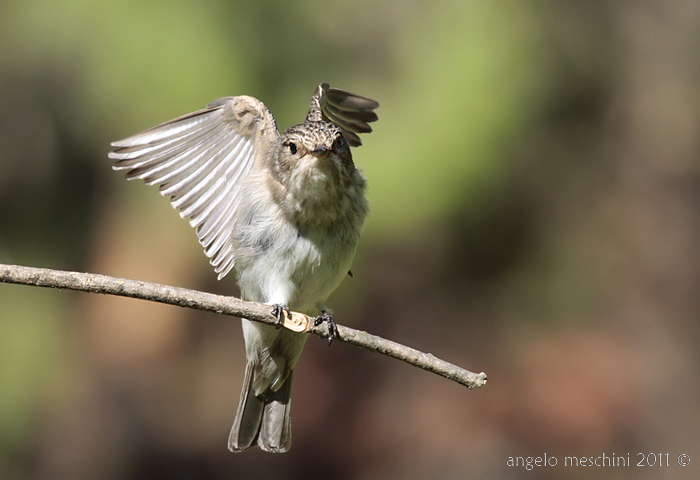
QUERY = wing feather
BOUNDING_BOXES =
[130,124,229,185]
[306,83,379,146]
[109,96,278,279]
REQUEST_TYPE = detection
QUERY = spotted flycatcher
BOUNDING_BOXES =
[109,83,378,452]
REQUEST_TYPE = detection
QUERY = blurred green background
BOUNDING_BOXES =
[1,1,699,479]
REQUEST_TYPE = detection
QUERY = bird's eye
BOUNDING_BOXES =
[288,142,297,155]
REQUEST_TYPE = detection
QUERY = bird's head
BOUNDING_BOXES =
[271,120,363,225]
[276,120,354,186]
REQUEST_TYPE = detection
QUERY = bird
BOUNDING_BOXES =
[108,83,379,453]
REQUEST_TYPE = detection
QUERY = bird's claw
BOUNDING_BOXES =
[271,304,291,329]
[314,311,339,346]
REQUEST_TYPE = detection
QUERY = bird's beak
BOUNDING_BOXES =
[311,144,330,157]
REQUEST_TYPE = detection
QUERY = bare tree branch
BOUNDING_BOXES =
[0,263,487,389]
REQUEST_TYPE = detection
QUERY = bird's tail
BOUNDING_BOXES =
[228,362,294,453]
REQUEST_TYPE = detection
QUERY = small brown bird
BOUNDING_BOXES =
[109,83,378,452]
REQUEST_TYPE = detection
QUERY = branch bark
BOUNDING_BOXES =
[0,263,487,389]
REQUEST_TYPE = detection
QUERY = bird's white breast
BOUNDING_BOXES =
[232,172,364,314]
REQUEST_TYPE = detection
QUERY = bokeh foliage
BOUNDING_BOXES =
[2,1,699,479]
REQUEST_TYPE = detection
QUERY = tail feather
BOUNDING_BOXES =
[228,364,294,453]
[228,362,264,451]
[258,371,293,452]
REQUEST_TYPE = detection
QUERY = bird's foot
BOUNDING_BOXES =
[271,304,291,329]
[314,311,339,346]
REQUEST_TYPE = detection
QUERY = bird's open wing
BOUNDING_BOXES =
[306,83,379,147]
[109,96,278,279]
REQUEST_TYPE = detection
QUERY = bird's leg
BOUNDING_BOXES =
[271,304,291,329]
[314,310,339,346]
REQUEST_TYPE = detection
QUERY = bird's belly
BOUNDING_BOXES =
[235,224,358,315]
